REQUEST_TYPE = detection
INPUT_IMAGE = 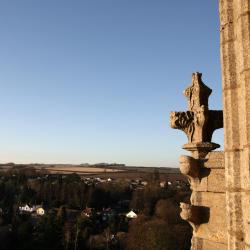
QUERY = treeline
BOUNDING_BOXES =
[126,182,191,249]
[0,167,132,210]
[32,175,132,210]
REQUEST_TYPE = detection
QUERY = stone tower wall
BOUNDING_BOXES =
[219,0,250,249]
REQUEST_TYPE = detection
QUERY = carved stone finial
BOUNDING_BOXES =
[170,72,223,158]
[170,73,221,234]
[183,72,212,112]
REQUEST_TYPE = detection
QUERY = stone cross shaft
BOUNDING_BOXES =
[170,72,223,158]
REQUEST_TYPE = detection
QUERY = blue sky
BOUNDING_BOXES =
[0,1,223,167]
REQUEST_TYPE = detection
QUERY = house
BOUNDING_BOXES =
[81,207,93,218]
[126,210,137,219]
[36,207,45,216]
[160,181,167,188]
[19,204,35,213]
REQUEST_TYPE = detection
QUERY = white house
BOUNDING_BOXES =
[160,181,166,188]
[126,210,138,219]
[19,204,35,213]
[19,204,44,215]
[81,207,93,218]
[36,207,45,216]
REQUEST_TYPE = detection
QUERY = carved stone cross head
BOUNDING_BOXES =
[184,72,212,112]
[170,72,223,158]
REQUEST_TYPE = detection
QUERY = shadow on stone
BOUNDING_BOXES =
[199,167,211,179]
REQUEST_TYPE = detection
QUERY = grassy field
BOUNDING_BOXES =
[43,166,124,174]
[0,163,182,180]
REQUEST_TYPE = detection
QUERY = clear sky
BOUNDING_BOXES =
[0,1,223,167]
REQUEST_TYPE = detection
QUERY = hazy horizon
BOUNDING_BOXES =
[1,161,175,168]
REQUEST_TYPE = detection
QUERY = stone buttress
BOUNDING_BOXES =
[170,72,227,249]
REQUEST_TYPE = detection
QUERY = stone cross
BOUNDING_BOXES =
[170,72,223,158]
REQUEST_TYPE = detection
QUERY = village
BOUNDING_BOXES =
[16,174,187,216]
[0,166,190,249]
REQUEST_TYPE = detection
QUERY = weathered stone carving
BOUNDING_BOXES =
[184,73,212,112]
[180,202,210,233]
[179,155,200,179]
[180,203,203,231]
[170,72,223,158]
[180,203,199,231]
[170,109,223,144]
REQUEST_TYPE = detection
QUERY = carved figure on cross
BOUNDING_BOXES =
[170,72,223,158]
